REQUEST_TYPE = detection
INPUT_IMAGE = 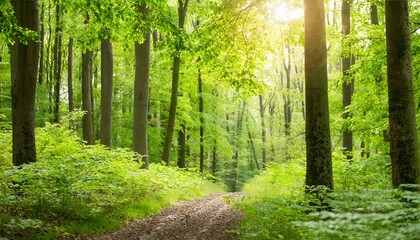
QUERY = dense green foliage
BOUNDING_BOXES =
[238,160,419,240]
[0,118,222,239]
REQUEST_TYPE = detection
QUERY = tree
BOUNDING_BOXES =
[282,45,292,137]
[82,46,94,145]
[177,124,186,168]
[162,0,190,165]
[385,0,420,187]
[38,1,45,85]
[229,101,246,192]
[304,0,333,189]
[53,0,63,123]
[342,0,354,160]
[198,69,204,172]
[68,38,74,112]
[247,125,260,170]
[259,95,267,168]
[10,0,40,165]
[133,4,151,168]
[100,36,113,147]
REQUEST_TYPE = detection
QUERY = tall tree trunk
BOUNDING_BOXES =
[283,45,292,136]
[370,4,379,25]
[82,50,94,145]
[177,124,186,168]
[53,1,62,123]
[230,102,246,192]
[259,95,267,168]
[385,0,420,187]
[295,66,305,120]
[10,0,39,166]
[162,0,189,165]
[211,143,217,176]
[46,0,53,118]
[91,52,99,141]
[198,70,204,172]
[152,30,159,47]
[247,127,260,170]
[342,0,354,160]
[282,55,292,162]
[268,98,276,161]
[133,5,151,168]
[38,2,45,84]
[44,0,52,90]
[68,38,74,112]
[100,37,113,147]
[304,0,333,190]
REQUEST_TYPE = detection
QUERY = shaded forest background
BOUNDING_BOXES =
[2,0,419,190]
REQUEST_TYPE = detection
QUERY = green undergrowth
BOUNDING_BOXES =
[237,161,420,240]
[0,121,223,239]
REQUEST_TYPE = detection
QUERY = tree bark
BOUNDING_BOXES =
[53,1,62,123]
[10,0,39,166]
[38,1,44,84]
[342,0,353,160]
[100,38,113,147]
[133,7,151,168]
[152,30,159,47]
[230,102,246,192]
[385,0,420,187]
[92,56,98,141]
[259,95,267,168]
[211,143,217,176]
[162,0,189,165]
[283,45,292,136]
[295,66,305,120]
[68,38,74,112]
[46,1,53,118]
[247,128,260,170]
[304,0,333,190]
[370,4,379,25]
[177,124,186,168]
[198,69,205,172]
[268,98,276,161]
[82,50,94,145]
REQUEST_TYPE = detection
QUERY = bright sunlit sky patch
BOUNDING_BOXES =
[267,1,304,23]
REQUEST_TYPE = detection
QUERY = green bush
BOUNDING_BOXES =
[238,162,419,240]
[0,122,223,239]
[332,149,392,190]
[297,186,420,240]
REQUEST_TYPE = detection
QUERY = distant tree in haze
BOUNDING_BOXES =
[162,0,190,165]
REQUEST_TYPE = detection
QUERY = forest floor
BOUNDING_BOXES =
[93,192,243,240]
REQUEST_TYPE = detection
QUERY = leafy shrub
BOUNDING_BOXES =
[297,186,420,240]
[332,149,392,190]
[0,122,222,239]
[238,160,419,240]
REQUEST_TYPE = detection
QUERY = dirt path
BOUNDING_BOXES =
[95,192,243,240]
